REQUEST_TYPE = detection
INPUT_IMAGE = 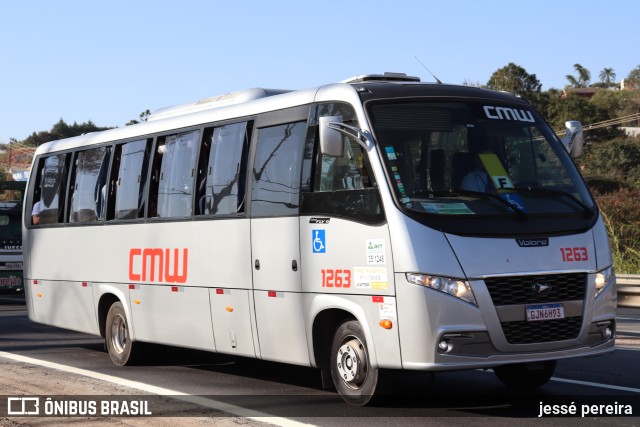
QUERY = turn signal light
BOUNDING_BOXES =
[379,319,393,329]
[225,306,234,312]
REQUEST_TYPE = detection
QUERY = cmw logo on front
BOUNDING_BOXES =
[312,230,326,253]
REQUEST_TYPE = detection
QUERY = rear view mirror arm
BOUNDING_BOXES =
[326,122,374,151]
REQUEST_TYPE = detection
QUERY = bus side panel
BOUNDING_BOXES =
[251,217,310,365]
[300,217,401,369]
[299,217,395,296]
[26,227,99,334]
[250,217,301,292]
[29,279,99,335]
[130,284,215,351]
[188,219,253,290]
[253,289,309,365]
[210,288,256,357]
[28,221,253,290]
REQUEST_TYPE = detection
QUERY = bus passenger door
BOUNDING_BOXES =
[250,118,310,366]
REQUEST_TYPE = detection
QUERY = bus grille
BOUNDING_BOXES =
[484,273,587,305]
[501,317,583,344]
[484,273,587,344]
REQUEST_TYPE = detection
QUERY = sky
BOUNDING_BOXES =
[0,0,638,143]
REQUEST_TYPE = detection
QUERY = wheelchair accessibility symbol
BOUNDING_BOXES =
[312,230,326,253]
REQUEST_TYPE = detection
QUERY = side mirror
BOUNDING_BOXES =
[319,116,344,157]
[562,121,584,158]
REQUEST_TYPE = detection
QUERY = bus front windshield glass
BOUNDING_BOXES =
[0,182,25,247]
[369,101,595,218]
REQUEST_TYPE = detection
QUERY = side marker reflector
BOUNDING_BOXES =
[379,319,393,329]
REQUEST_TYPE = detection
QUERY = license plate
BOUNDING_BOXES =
[5,263,22,269]
[526,303,565,322]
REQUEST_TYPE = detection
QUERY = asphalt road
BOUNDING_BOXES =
[1,294,639,426]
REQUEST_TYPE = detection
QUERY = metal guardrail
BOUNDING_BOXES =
[617,274,640,308]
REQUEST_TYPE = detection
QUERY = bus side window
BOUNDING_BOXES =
[318,137,369,192]
[68,146,110,223]
[30,161,43,225]
[109,139,151,221]
[251,121,306,217]
[196,121,250,216]
[150,130,200,219]
[33,153,70,225]
[301,103,384,223]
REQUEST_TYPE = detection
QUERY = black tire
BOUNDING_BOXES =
[330,320,378,406]
[494,360,556,390]
[105,301,144,366]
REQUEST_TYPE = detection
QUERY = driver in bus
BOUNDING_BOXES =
[460,151,493,193]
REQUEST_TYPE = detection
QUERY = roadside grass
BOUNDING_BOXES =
[597,199,640,274]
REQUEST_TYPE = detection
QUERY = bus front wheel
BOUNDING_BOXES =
[105,301,144,366]
[330,320,378,406]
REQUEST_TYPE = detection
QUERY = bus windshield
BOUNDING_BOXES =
[0,181,25,294]
[0,182,25,246]
[369,100,595,220]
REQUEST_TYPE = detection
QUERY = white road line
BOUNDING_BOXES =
[550,377,640,394]
[0,351,316,427]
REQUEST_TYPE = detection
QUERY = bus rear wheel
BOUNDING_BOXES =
[494,360,556,390]
[330,320,378,406]
[105,301,144,366]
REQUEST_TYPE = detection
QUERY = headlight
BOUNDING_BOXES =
[406,273,477,306]
[594,266,615,298]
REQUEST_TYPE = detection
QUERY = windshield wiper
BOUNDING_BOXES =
[515,186,595,217]
[455,190,528,219]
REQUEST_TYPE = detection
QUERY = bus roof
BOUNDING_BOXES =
[146,88,293,122]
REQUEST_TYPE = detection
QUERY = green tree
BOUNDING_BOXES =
[545,92,619,141]
[565,63,591,88]
[625,65,640,89]
[581,137,640,190]
[598,68,616,87]
[126,109,151,126]
[21,119,112,146]
[486,63,542,96]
